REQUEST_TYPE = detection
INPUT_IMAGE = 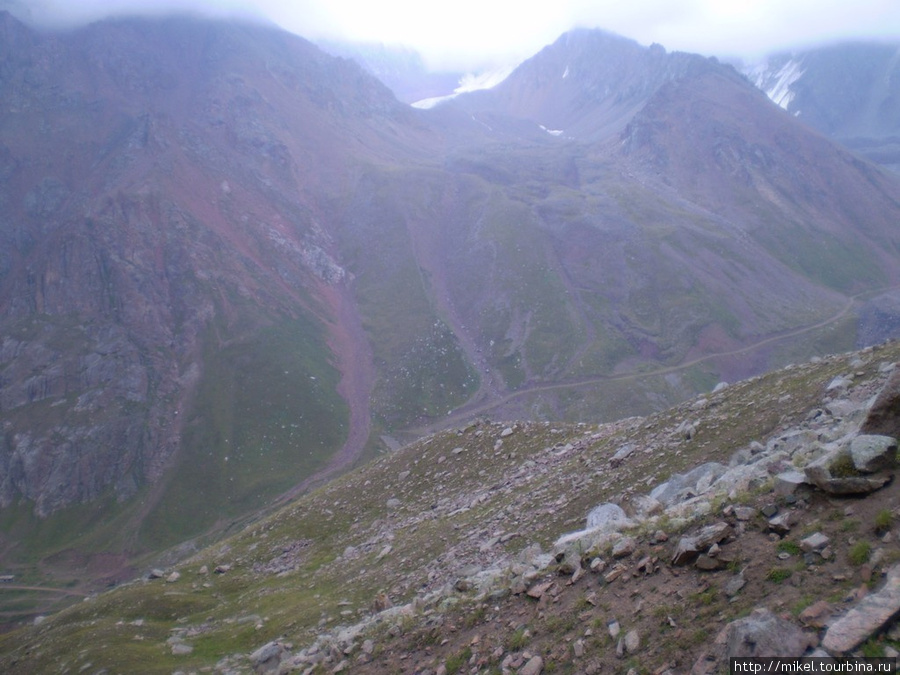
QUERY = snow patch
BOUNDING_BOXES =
[539,124,564,137]
[747,58,805,110]
[563,65,569,79]
[411,62,519,109]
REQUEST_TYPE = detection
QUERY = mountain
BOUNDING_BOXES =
[0,11,430,568]
[747,42,900,171]
[1,339,899,672]
[2,13,900,616]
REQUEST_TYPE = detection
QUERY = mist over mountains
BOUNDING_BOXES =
[0,9,899,610]
[747,41,900,172]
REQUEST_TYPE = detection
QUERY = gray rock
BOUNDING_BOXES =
[612,537,636,559]
[861,369,900,439]
[725,573,746,597]
[800,533,830,552]
[672,536,702,566]
[734,506,757,521]
[500,427,514,438]
[650,463,727,505]
[804,447,892,495]
[823,564,900,654]
[849,435,898,473]
[586,503,632,531]
[624,629,640,653]
[520,655,543,675]
[722,607,814,658]
[774,471,808,497]
[672,522,731,566]
[610,444,636,466]
[696,554,722,571]
[250,641,286,671]
[768,512,797,535]
[608,619,621,639]
[386,498,401,509]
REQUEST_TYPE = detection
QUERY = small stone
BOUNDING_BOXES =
[166,571,181,583]
[768,512,796,535]
[500,427,514,438]
[148,569,165,579]
[527,581,553,599]
[800,533,830,552]
[573,639,585,657]
[624,629,640,653]
[696,555,722,571]
[725,573,746,597]
[799,601,832,628]
[612,537,636,559]
[604,563,627,583]
[734,507,756,521]
[608,619,621,639]
[761,504,779,518]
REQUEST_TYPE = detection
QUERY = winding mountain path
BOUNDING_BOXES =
[409,284,900,437]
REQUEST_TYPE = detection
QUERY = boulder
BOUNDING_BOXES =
[586,503,632,531]
[804,446,892,495]
[723,609,815,655]
[860,369,900,439]
[774,471,808,497]
[823,564,900,654]
[520,656,544,675]
[672,522,731,566]
[650,463,727,505]
[849,435,898,473]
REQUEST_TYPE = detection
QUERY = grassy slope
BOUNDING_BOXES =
[3,339,896,673]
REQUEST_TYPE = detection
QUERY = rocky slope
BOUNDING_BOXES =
[3,13,900,611]
[2,340,899,672]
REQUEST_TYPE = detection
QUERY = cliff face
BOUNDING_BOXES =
[0,13,407,524]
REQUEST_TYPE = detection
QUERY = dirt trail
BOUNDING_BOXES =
[410,284,900,437]
[0,585,88,597]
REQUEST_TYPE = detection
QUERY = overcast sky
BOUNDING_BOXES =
[7,0,900,69]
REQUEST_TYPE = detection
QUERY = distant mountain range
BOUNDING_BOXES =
[1,11,899,599]
[744,41,900,171]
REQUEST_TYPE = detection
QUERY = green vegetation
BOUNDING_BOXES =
[3,341,900,674]
[776,540,802,556]
[446,646,473,674]
[140,312,348,549]
[874,510,893,535]
[849,540,872,566]
[766,567,793,583]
